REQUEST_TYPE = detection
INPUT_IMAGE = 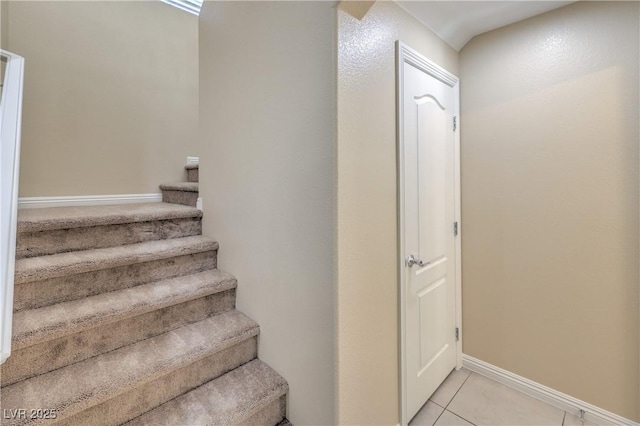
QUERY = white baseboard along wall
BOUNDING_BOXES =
[462,355,639,426]
[18,194,203,211]
[18,194,163,209]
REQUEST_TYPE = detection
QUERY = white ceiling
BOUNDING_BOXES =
[396,1,576,51]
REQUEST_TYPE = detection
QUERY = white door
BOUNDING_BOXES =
[398,42,460,423]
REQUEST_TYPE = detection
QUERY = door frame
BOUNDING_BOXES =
[396,41,462,426]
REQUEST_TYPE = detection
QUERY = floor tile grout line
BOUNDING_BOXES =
[431,399,446,409]
[445,371,569,426]
[431,406,446,426]
[456,408,478,426]
[427,369,569,426]
[442,408,477,426]
[443,370,473,411]
[442,371,476,425]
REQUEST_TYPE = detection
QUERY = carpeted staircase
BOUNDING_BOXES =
[0,163,289,425]
[160,163,200,207]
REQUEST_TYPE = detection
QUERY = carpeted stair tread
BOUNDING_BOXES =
[12,269,237,350]
[0,310,259,426]
[14,235,218,284]
[126,359,288,426]
[159,182,199,192]
[17,202,201,233]
[185,164,199,183]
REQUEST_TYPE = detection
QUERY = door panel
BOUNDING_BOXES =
[418,277,447,371]
[401,59,458,421]
[418,99,447,265]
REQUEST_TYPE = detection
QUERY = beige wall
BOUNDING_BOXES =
[1,1,7,49]
[4,1,198,197]
[460,1,639,421]
[199,2,335,425]
[1,1,8,84]
[337,2,458,424]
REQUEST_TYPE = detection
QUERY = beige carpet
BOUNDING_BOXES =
[1,164,289,426]
[160,170,199,207]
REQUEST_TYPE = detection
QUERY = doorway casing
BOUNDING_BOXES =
[396,41,462,426]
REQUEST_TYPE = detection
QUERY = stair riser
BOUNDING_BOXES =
[243,395,287,426]
[55,337,257,426]
[16,218,202,259]
[2,290,236,386]
[187,168,199,183]
[162,190,198,207]
[14,251,217,311]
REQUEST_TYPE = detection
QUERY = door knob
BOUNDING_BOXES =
[406,254,430,267]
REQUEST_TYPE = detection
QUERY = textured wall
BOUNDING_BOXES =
[4,1,198,197]
[1,1,9,89]
[1,1,7,50]
[199,2,336,424]
[460,1,639,420]
[337,2,458,424]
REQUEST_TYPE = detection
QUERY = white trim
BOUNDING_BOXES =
[1,49,25,364]
[396,40,409,426]
[186,156,199,165]
[196,197,203,211]
[400,45,458,88]
[18,193,163,209]
[397,40,408,426]
[463,355,640,426]
[160,0,202,16]
[396,41,461,426]
[453,79,462,371]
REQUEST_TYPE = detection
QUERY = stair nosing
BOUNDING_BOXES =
[159,182,199,192]
[11,269,237,351]
[17,202,202,233]
[14,236,219,285]
[0,311,260,425]
[126,359,288,426]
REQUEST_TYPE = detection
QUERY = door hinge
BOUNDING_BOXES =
[454,221,458,236]
[455,327,460,342]
[453,116,457,132]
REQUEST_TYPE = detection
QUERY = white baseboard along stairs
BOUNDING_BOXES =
[1,163,290,425]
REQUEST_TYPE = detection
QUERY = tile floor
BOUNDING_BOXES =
[409,369,596,426]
